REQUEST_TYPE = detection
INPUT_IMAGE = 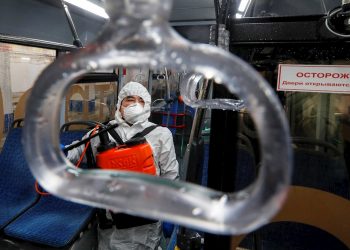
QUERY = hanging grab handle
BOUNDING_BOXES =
[23,0,292,235]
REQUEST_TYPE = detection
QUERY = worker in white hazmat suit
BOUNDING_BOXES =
[67,81,179,250]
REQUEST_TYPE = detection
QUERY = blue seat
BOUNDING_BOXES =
[293,149,350,199]
[240,222,349,250]
[240,146,350,250]
[234,145,256,191]
[4,195,95,248]
[201,141,256,189]
[60,130,93,169]
[0,128,39,229]
[201,143,210,186]
[1,128,95,248]
[60,130,86,146]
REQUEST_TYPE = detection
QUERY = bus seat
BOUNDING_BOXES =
[234,144,256,191]
[13,88,31,122]
[293,148,350,199]
[4,195,95,248]
[0,128,39,229]
[1,126,96,248]
[233,186,350,250]
[200,138,256,189]
[0,88,4,144]
[60,121,97,169]
[201,143,209,186]
[60,130,86,146]
[236,141,350,250]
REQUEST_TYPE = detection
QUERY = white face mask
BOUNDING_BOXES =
[122,103,144,124]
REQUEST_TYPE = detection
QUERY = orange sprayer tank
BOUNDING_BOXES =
[96,138,156,175]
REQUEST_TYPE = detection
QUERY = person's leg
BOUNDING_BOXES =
[110,222,162,250]
[98,227,115,250]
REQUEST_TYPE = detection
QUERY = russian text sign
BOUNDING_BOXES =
[277,64,350,94]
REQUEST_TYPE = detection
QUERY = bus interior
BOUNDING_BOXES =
[0,0,349,249]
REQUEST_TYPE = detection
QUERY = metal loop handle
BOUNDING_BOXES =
[180,73,245,110]
[23,0,292,235]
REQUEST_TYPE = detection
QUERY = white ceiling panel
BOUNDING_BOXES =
[64,0,217,24]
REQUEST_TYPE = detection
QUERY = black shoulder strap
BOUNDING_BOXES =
[108,124,158,144]
[131,125,158,140]
[85,143,96,169]
[106,124,124,145]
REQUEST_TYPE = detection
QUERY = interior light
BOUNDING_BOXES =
[21,57,31,61]
[238,0,250,12]
[63,0,109,19]
[235,13,243,18]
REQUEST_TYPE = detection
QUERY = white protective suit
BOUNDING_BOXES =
[67,82,179,250]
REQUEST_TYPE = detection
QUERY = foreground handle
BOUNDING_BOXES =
[23,0,292,235]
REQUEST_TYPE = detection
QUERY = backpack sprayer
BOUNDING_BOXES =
[63,124,157,175]
[62,124,159,229]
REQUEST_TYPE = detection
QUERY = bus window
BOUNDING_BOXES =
[0,42,56,149]
[65,82,117,126]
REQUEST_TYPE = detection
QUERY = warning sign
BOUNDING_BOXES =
[277,64,350,94]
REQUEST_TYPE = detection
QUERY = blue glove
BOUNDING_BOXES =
[60,144,65,150]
